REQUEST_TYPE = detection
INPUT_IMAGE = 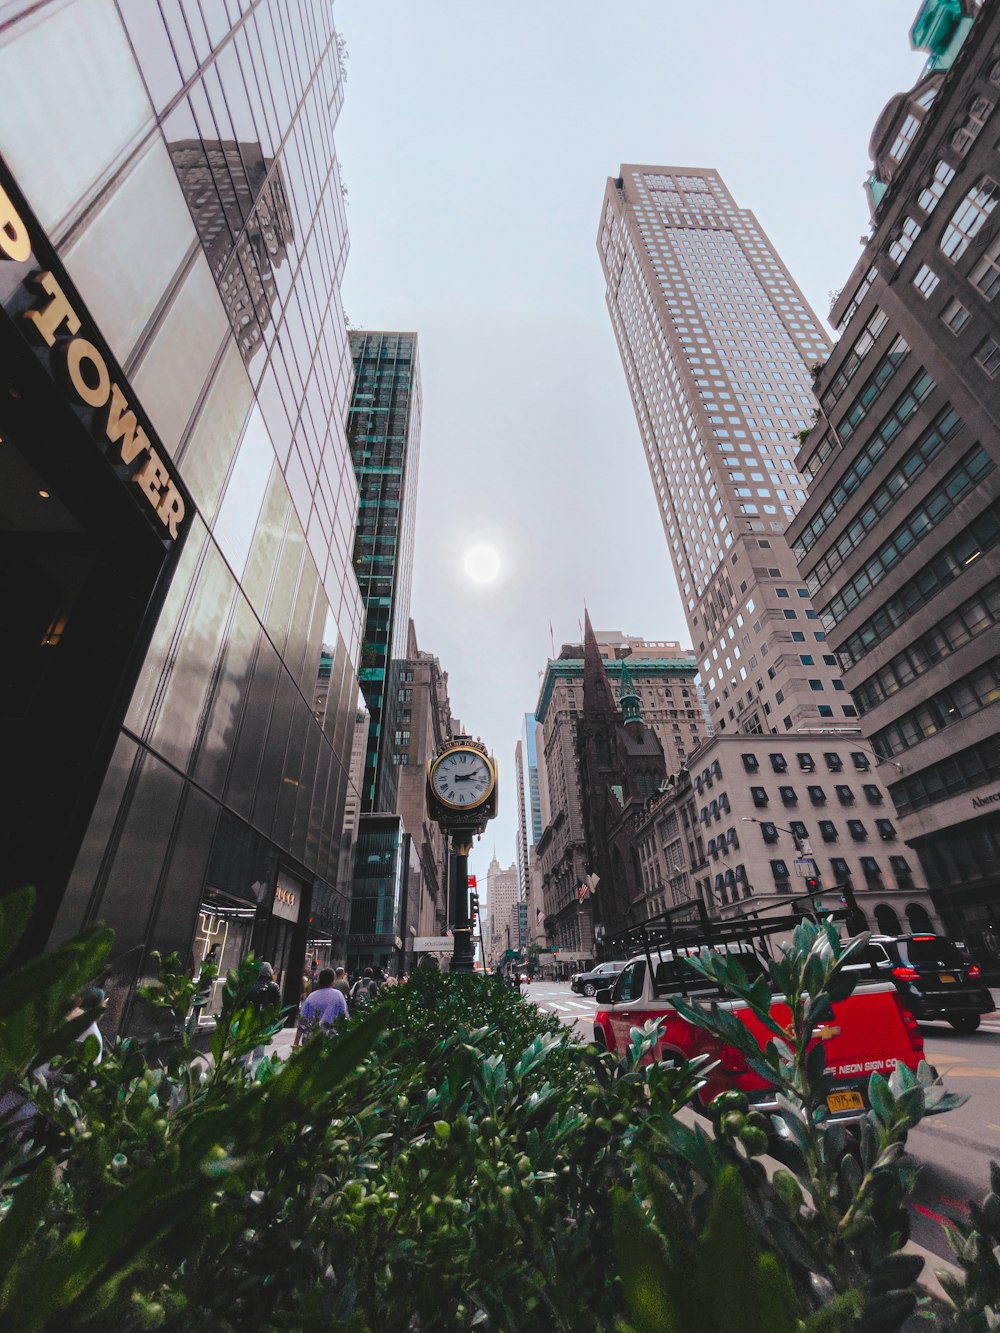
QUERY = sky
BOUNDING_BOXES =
[334,0,929,890]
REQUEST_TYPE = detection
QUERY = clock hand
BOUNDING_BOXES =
[454,774,476,782]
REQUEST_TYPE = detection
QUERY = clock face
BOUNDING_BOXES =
[431,748,494,810]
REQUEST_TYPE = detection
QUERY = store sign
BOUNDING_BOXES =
[272,881,301,924]
[972,790,1000,810]
[0,174,187,543]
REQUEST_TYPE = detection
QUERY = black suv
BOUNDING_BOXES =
[570,960,628,997]
[848,934,995,1033]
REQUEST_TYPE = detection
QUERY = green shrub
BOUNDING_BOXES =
[0,889,997,1331]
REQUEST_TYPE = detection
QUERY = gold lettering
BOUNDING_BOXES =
[132,446,172,515]
[105,383,150,464]
[23,271,80,346]
[0,184,30,263]
[156,482,185,540]
[66,337,111,409]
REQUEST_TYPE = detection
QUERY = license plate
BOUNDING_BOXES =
[827,1090,864,1113]
[939,973,957,984]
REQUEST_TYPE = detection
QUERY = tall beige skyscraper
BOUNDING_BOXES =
[599,167,850,738]
[598,166,936,931]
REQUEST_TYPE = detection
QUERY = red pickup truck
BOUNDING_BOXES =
[592,934,927,1123]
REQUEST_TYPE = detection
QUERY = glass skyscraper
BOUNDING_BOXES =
[0,1,361,1029]
[346,330,422,814]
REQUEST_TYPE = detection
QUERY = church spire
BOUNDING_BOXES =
[582,610,617,716]
[618,655,643,728]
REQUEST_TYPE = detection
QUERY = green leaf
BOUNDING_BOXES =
[0,1157,56,1306]
[611,1187,679,1333]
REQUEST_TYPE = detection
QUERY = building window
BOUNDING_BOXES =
[860,857,884,888]
[888,215,921,264]
[818,820,838,842]
[941,297,971,333]
[769,752,788,772]
[809,679,824,691]
[760,822,779,843]
[917,159,955,213]
[797,752,815,771]
[975,336,1000,377]
[827,857,849,884]
[847,820,867,841]
[750,786,768,807]
[741,753,760,773]
[770,858,790,880]
[875,818,897,840]
[851,752,870,771]
[863,784,884,804]
[912,264,939,297]
[890,855,915,889]
[779,786,797,805]
[807,785,826,804]
[940,177,1000,260]
[790,820,808,844]
[824,753,843,772]
[971,236,1000,299]
[835,785,855,804]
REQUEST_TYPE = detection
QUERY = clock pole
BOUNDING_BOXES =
[425,734,498,976]
[450,831,476,973]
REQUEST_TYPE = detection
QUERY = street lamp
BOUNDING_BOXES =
[795,728,902,772]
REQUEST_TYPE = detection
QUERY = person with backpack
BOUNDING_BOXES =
[349,967,380,1010]
[246,962,282,1017]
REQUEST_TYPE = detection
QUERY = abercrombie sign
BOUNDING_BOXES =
[0,164,188,545]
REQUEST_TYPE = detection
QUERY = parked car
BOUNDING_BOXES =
[592,941,930,1125]
[845,934,995,1033]
[571,960,628,997]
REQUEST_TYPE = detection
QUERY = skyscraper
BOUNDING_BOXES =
[0,2,360,1027]
[343,332,421,975]
[515,713,543,905]
[485,854,518,966]
[599,167,837,737]
[789,1,1000,950]
[346,331,422,815]
[598,166,937,931]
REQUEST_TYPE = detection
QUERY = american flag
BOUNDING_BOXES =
[536,907,544,927]
[576,878,591,903]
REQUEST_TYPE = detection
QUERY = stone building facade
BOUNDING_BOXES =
[788,0,1000,964]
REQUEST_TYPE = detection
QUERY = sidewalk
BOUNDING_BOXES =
[266,1028,297,1061]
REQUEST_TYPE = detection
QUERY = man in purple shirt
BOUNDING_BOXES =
[293,967,348,1046]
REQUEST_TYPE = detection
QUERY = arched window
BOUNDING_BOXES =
[875,905,902,935]
[906,902,934,933]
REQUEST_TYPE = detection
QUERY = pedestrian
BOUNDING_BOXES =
[349,967,379,1010]
[247,962,282,1017]
[332,966,351,1002]
[292,967,347,1046]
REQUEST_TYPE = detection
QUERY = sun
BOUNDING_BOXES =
[463,544,501,584]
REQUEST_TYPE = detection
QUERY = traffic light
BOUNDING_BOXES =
[804,876,820,894]
[469,891,480,926]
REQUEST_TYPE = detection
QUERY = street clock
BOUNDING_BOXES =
[426,736,498,834]
[425,734,498,973]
